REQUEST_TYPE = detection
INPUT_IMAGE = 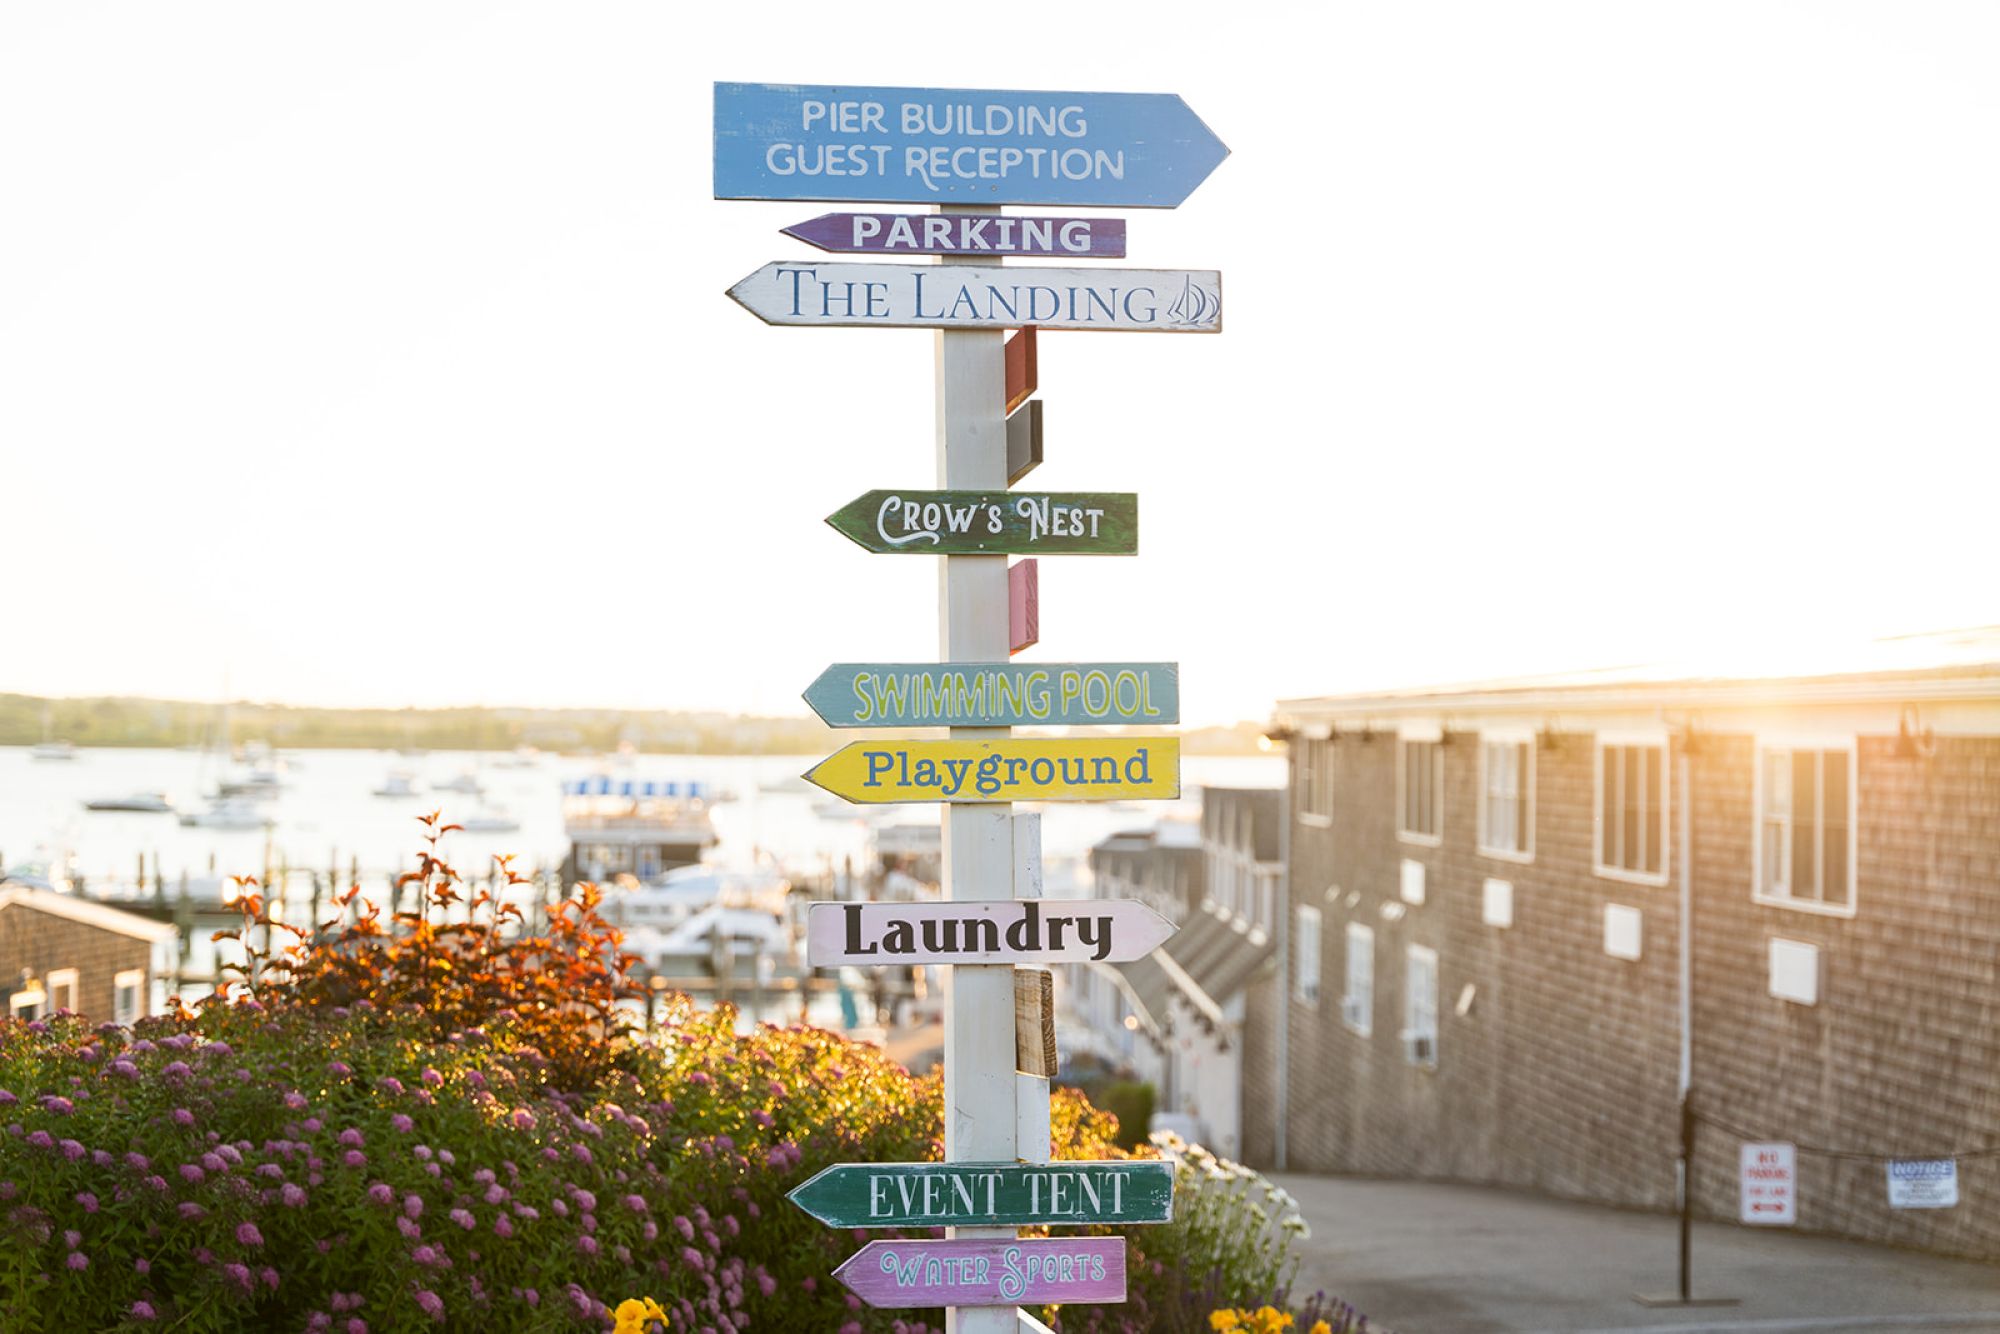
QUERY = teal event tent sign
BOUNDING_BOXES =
[803,662,1179,728]
[827,490,1137,555]
[788,1160,1174,1229]
[714,82,1228,208]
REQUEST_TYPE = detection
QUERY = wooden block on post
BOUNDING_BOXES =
[1009,559,1039,655]
[1006,399,1043,485]
[1004,326,1037,415]
[1014,968,1057,1077]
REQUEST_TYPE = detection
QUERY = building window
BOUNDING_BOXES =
[1478,734,1534,861]
[1404,945,1439,1067]
[8,985,45,1022]
[1293,905,1322,1005]
[115,969,146,1026]
[1398,734,1442,845]
[1754,744,1856,914]
[1595,737,1668,884]
[1342,923,1374,1035]
[46,968,79,1016]
[1298,738,1334,825]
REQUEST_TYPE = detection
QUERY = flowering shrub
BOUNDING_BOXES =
[0,827,1370,1331]
[1046,1134,1327,1334]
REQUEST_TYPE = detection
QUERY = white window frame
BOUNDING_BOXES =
[114,969,146,1026]
[45,968,80,1016]
[1593,730,1671,887]
[9,985,46,1021]
[1293,904,1323,1006]
[1297,735,1335,827]
[1342,922,1374,1036]
[1396,722,1444,848]
[1403,945,1439,1068]
[1752,734,1858,919]
[1477,728,1536,863]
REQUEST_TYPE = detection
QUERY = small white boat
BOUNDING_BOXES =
[373,770,421,798]
[459,805,521,834]
[84,792,175,814]
[179,797,274,830]
[493,747,541,769]
[433,772,484,796]
[217,767,285,799]
[30,741,76,761]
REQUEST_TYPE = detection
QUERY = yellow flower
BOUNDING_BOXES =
[613,1297,670,1334]
[1311,1323,1333,1334]
[1209,1312,1244,1332]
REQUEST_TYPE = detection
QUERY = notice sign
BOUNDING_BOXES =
[1740,1142,1797,1225]
[1887,1159,1958,1209]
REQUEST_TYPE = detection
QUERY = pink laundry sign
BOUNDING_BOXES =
[834,1237,1126,1309]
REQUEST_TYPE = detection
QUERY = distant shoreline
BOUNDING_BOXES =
[0,693,1272,757]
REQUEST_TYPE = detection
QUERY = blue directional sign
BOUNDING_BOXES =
[713,82,1229,209]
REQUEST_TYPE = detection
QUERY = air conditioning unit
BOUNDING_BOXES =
[1341,996,1367,1028]
[1404,1032,1436,1065]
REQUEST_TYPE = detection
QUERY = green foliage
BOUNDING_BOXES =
[0,827,1360,1332]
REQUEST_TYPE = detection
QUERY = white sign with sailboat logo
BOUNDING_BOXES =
[727,262,1221,333]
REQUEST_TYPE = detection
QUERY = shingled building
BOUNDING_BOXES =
[1244,628,2000,1260]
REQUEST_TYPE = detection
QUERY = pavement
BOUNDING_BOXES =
[1274,1175,2000,1334]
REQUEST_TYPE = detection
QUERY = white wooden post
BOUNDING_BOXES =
[936,202,1025,1334]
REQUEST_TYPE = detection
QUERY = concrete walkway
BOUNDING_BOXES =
[1274,1175,2000,1334]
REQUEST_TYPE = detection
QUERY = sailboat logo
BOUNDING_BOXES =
[1164,275,1220,328]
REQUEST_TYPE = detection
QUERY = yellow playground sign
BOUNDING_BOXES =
[804,737,1180,805]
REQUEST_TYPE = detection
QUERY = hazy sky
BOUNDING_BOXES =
[4,2,1997,726]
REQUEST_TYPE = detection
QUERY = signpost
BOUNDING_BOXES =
[835,1238,1127,1310]
[805,737,1179,804]
[808,899,1177,967]
[787,1160,1175,1229]
[720,76,1226,1332]
[726,263,1222,333]
[827,489,1137,556]
[1739,1143,1797,1225]
[714,82,1229,208]
[802,661,1180,728]
[785,213,1127,259]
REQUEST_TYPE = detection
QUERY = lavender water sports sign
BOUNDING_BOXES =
[835,1238,1127,1309]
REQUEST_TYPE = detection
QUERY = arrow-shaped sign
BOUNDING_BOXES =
[827,490,1136,556]
[715,82,1228,209]
[788,1160,1175,1229]
[1007,399,1043,484]
[805,737,1179,804]
[1005,326,1037,414]
[808,899,1176,967]
[835,1238,1127,1309]
[802,662,1179,728]
[1010,559,1039,654]
[726,263,1221,333]
[784,213,1127,259]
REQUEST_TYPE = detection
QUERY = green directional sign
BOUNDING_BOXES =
[828,490,1137,556]
[788,1161,1174,1230]
[803,662,1179,728]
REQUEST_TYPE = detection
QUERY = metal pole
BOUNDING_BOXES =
[936,203,1018,1334]
[1676,748,1694,1300]
[1274,736,1293,1172]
